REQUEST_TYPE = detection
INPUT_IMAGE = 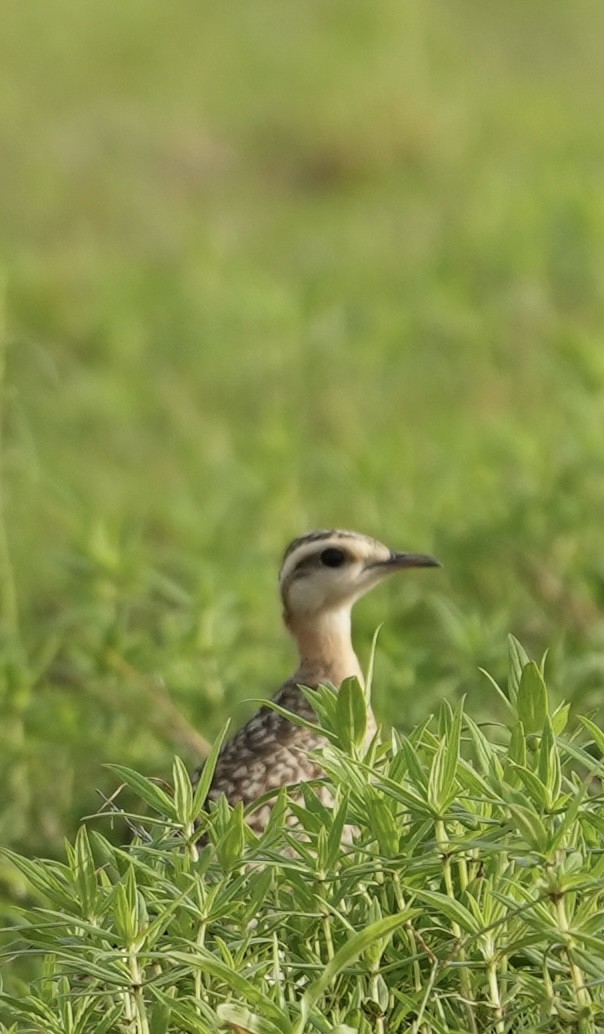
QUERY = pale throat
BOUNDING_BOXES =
[288,605,363,688]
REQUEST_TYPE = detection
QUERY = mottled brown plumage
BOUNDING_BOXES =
[195,529,439,834]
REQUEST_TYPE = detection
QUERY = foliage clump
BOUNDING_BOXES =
[2,638,604,1034]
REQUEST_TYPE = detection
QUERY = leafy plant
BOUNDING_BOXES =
[2,638,604,1033]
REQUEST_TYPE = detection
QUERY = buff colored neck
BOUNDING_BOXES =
[286,607,364,688]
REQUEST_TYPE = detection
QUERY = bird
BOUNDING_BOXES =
[196,529,440,835]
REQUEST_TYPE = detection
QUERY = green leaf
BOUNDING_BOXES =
[578,714,604,756]
[508,635,530,705]
[0,995,56,1023]
[366,792,399,856]
[112,865,147,946]
[508,763,548,809]
[262,786,288,839]
[427,742,447,812]
[216,802,245,869]
[149,993,214,1034]
[427,703,462,813]
[168,950,288,1024]
[390,735,428,793]
[191,720,232,817]
[551,701,570,735]
[335,676,367,752]
[85,1003,124,1034]
[517,661,548,735]
[442,697,463,799]
[508,720,527,768]
[457,756,496,797]
[549,785,587,854]
[149,999,171,1034]
[479,666,515,715]
[71,824,99,920]
[437,696,454,738]
[173,754,194,827]
[113,881,135,945]
[143,884,197,947]
[364,623,383,701]
[364,898,385,968]
[375,772,434,816]
[295,911,416,1034]
[506,802,549,853]
[412,887,481,934]
[325,793,350,868]
[538,715,560,804]
[301,682,339,732]
[465,714,496,776]
[258,694,337,742]
[105,764,177,820]
[1,851,76,912]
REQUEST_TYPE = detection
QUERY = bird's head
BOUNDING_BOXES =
[279,529,440,626]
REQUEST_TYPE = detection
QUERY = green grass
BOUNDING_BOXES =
[1,0,604,1018]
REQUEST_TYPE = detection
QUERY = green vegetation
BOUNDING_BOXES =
[3,643,604,1031]
[1,0,604,1024]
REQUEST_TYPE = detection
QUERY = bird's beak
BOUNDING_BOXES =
[379,551,442,570]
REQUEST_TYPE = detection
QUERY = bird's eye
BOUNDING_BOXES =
[320,547,346,567]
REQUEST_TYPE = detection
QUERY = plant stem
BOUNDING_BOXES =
[458,852,469,895]
[435,818,478,1034]
[128,949,150,1034]
[392,872,424,999]
[194,921,207,1003]
[410,960,438,1034]
[486,959,505,1034]
[555,894,592,1033]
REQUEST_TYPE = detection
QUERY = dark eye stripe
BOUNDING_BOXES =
[291,545,348,575]
[293,555,313,573]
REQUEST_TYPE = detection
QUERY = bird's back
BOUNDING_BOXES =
[198,681,333,833]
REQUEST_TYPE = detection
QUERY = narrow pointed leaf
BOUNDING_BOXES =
[173,754,194,826]
[441,697,463,799]
[538,715,560,803]
[517,662,547,735]
[508,763,548,809]
[216,802,245,868]
[479,666,515,715]
[191,720,232,816]
[551,701,570,735]
[508,635,530,705]
[506,802,549,853]
[509,721,527,768]
[412,887,482,934]
[364,623,383,701]
[105,764,176,819]
[325,794,351,868]
[335,676,367,752]
[578,714,604,756]
[70,825,99,919]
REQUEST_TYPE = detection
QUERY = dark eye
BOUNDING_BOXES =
[320,547,346,567]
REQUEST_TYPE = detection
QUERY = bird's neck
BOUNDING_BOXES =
[288,607,363,688]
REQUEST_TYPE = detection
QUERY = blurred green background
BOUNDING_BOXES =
[1,0,604,866]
